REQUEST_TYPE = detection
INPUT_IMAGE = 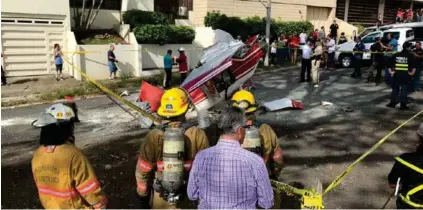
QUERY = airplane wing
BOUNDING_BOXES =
[181,41,244,92]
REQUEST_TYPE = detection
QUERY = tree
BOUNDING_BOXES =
[72,0,105,30]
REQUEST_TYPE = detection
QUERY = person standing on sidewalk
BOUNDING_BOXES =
[330,20,339,42]
[412,41,423,91]
[53,44,64,81]
[187,106,274,209]
[301,41,313,82]
[326,35,336,70]
[369,37,384,84]
[386,42,416,110]
[383,33,399,86]
[388,123,423,209]
[107,45,118,80]
[351,36,366,78]
[1,51,6,86]
[163,49,173,89]
[176,47,188,84]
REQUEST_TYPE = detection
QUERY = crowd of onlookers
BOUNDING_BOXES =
[396,8,423,23]
[269,20,345,81]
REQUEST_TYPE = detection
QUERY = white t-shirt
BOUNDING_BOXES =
[327,39,336,53]
[302,45,312,59]
[271,42,277,54]
[300,33,308,44]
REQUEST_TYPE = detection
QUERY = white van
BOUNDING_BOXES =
[335,28,414,68]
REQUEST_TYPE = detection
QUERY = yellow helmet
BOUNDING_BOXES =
[157,88,189,118]
[231,90,257,113]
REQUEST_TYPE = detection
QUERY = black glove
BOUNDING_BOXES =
[138,195,151,209]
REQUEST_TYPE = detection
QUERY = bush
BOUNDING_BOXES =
[134,25,195,44]
[123,10,168,29]
[204,11,314,39]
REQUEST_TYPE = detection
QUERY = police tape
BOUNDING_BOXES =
[62,56,162,125]
[322,108,423,196]
[271,180,324,209]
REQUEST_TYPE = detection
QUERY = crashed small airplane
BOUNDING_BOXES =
[181,30,267,111]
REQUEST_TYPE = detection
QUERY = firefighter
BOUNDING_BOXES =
[388,123,423,209]
[135,87,209,209]
[31,103,107,209]
[386,42,416,110]
[231,89,284,209]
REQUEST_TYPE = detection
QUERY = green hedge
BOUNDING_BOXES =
[123,10,169,29]
[204,11,314,39]
[134,25,195,44]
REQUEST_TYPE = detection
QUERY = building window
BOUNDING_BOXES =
[70,0,121,10]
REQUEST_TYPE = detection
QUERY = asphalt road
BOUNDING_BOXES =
[2,67,423,208]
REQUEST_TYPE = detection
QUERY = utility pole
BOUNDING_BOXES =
[260,0,271,67]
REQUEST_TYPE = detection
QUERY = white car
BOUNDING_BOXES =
[335,28,414,68]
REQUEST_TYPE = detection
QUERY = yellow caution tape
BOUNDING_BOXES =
[62,56,162,125]
[323,109,423,196]
[271,180,324,209]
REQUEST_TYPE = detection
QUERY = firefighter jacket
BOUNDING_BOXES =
[135,122,209,198]
[389,50,417,84]
[388,152,423,208]
[31,142,107,209]
[176,53,188,73]
[247,120,284,178]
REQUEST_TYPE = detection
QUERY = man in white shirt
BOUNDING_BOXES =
[326,35,336,70]
[300,30,308,46]
[301,41,313,82]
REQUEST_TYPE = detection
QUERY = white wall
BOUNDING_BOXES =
[121,0,154,11]
[78,44,138,80]
[70,8,121,29]
[1,0,71,29]
[114,24,131,43]
[193,27,216,48]
[139,44,203,70]
[66,31,82,81]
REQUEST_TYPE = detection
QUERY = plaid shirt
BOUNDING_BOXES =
[187,139,274,209]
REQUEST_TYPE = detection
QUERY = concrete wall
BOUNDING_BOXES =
[1,0,71,29]
[191,0,337,26]
[70,8,121,30]
[114,24,131,43]
[121,0,154,12]
[139,44,203,70]
[79,44,138,80]
[194,27,217,48]
[66,31,82,81]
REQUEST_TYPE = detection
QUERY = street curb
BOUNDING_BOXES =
[1,94,106,110]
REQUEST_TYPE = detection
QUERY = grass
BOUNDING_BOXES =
[2,73,180,107]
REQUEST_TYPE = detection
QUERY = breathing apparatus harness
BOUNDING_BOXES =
[153,122,196,204]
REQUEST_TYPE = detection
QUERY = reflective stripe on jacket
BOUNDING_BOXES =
[135,124,209,197]
[395,157,423,208]
[395,63,409,71]
[32,142,107,209]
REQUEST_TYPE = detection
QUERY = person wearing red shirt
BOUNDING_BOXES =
[396,8,404,23]
[175,47,188,84]
[406,9,414,23]
[312,29,319,39]
[289,34,300,65]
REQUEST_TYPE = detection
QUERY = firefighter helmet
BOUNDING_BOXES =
[231,90,258,113]
[32,103,76,128]
[157,88,189,118]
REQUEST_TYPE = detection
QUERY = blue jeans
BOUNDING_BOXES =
[328,52,335,68]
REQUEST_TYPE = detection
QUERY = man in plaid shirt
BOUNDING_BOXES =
[187,106,274,209]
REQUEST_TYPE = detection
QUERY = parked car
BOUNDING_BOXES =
[336,27,414,68]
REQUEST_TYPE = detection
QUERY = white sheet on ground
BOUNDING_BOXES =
[262,98,304,111]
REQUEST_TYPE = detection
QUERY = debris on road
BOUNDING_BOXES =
[321,101,333,106]
[261,98,304,111]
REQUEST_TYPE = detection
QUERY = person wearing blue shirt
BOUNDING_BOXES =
[383,33,399,86]
[53,43,64,81]
[352,36,366,78]
[163,49,174,89]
